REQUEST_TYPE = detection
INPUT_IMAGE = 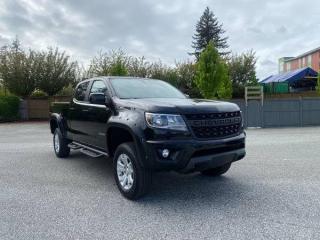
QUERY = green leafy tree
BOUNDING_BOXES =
[0,39,37,97]
[191,7,229,59]
[74,64,92,83]
[36,48,77,96]
[195,41,230,99]
[228,50,257,98]
[88,49,128,76]
[148,61,178,86]
[175,61,202,98]
[127,56,150,77]
[109,58,128,76]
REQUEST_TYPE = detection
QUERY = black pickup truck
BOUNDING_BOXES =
[50,77,246,199]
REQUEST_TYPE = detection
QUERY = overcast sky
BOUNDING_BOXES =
[0,0,319,79]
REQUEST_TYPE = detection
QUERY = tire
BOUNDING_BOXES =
[113,142,151,200]
[53,128,70,158]
[201,163,231,177]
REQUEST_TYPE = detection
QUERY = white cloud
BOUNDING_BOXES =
[1,0,320,80]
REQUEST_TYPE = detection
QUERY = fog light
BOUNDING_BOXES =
[162,149,170,158]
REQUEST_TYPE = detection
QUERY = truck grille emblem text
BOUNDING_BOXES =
[189,117,241,127]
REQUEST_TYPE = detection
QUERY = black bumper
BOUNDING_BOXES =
[142,132,246,172]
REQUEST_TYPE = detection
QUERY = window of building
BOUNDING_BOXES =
[307,55,312,67]
[279,61,284,72]
[302,57,305,66]
[298,58,302,68]
[287,62,291,71]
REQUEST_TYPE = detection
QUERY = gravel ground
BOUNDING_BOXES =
[0,122,320,240]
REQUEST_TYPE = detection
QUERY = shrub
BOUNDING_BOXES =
[30,90,48,98]
[0,95,20,122]
[58,85,74,96]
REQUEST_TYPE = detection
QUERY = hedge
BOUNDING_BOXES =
[0,95,20,122]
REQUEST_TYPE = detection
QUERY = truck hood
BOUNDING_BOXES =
[115,98,240,114]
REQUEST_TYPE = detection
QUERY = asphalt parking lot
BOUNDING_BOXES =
[0,122,320,240]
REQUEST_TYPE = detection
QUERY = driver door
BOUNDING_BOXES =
[86,80,112,150]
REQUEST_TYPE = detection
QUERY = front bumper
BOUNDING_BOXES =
[142,132,246,172]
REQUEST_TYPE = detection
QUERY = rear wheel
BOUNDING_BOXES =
[113,142,151,200]
[201,163,231,176]
[53,128,70,158]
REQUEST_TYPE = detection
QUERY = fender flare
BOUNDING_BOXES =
[106,122,147,168]
[50,113,67,137]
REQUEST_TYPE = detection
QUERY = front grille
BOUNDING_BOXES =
[185,111,242,139]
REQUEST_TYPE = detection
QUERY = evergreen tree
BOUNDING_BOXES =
[217,62,233,99]
[191,7,229,59]
[195,41,230,99]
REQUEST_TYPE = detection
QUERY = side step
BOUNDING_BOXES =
[80,148,103,158]
[68,143,81,150]
[68,142,109,158]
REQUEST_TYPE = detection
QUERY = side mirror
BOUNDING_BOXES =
[184,94,190,98]
[105,93,112,106]
[89,93,106,105]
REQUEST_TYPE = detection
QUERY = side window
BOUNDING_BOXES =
[90,80,106,94]
[74,81,89,101]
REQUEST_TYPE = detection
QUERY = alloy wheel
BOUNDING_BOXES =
[54,132,60,153]
[116,153,134,191]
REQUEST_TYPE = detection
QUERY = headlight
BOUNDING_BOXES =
[145,113,188,131]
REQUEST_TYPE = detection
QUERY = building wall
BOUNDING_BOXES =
[280,49,320,73]
[311,51,320,71]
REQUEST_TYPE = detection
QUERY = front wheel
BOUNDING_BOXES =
[200,163,231,176]
[53,128,70,158]
[113,142,151,200]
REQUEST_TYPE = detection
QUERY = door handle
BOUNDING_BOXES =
[69,107,75,110]
[82,109,89,112]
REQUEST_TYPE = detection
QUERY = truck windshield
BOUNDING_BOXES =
[110,78,186,99]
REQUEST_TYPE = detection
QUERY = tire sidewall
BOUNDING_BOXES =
[53,128,70,158]
[53,128,62,156]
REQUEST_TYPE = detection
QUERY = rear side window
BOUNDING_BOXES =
[74,82,89,101]
[90,80,106,94]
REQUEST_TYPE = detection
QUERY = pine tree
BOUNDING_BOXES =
[191,7,229,59]
[217,62,233,99]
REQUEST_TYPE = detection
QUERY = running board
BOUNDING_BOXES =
[68,143,81,150]
[80,148,103,158]
[68,142,109,158]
